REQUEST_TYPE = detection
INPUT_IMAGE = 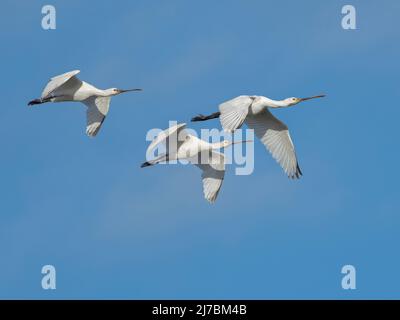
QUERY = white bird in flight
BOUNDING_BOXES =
[191,94,325,179]
[141,123,251,203]
[28,70,142,137]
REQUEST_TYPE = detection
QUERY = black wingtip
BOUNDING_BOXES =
[288,163,303,179]
[293,163,303,179]
[297,164,303,177]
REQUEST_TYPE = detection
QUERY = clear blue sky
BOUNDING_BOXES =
[1,0,399,299]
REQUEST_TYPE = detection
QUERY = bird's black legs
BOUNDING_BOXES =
[27,97,51,106]
[27,98,43,106]
[140,154,169,168]
[140,161,153,168]
[191,111,221,122]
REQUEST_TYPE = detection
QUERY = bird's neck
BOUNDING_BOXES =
[100,88,114,97]
[82,81,108,97]
[260,96,290,108]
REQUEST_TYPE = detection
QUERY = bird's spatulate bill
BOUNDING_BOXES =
[299,94,326,102]
[119,88,142,93]
[231,140,253,145]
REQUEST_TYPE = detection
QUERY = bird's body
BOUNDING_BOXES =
[192,94,325,179]
[141,123,249,203]
[28,70,142,137]
[175,135,209,159]
[49,80,100,102]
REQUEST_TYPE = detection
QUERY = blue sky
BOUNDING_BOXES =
[1,0,399,299]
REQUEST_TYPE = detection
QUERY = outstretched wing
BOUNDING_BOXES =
[41,70,81,99]
[146,123,188,156]
[219,95,254,132]
[246,109,302,179]
[193,151,225,203]
[83,96,111,137]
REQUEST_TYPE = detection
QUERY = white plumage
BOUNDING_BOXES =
[192,94,325,178]
[219,95,253,132]
[142,123,250,203]
[246,109,300,178]
[28,70,142,137]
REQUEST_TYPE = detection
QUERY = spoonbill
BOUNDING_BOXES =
[191,94,325,179]
[28,70,142,137]
[141,123,251,203]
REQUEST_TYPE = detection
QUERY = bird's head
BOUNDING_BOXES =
[219,140,232,148]
[107,88,142,96]
[284,94,326,106]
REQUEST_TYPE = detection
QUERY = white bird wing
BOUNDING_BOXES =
[193,151,225,203]
[245,109,302,179]
[83,96,111,137]
[218,95,254,132]
[146,123,188,155]
[41,70,81,99]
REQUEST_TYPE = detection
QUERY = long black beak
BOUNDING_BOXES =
[299,94,326,102]
[118,88,142,93]
[231,140,253,146]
